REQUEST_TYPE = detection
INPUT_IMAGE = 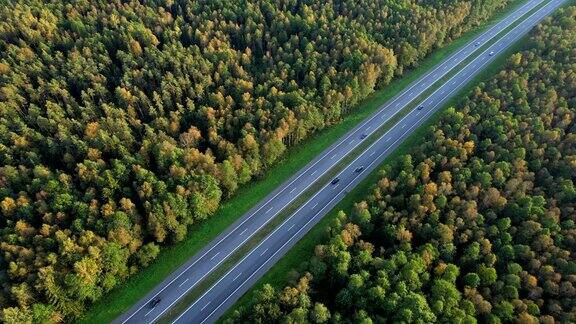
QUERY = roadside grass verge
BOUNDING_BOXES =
[80,1,527,322]
[220,17,537,323]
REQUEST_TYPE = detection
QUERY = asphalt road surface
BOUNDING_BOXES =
[116,0,566,323]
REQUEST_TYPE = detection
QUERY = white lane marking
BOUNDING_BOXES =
[288,224,295,231]
[416,110,421,115]
[401,124,406,129]
[311,170,317,176]
[260,248,269,257]
[330,154,337,160]
[232,272,242,282]
[289,187,297,194]
[266,207,273,214]
[312,203,318,209]
[210,252,220,261]
[239,228,247,236]
[350,139,355,144]
[386,137,391,142]
[409,91,414,96]
[333,184,340,189]
[370,151,376,157]
[200,301,211,312]
[163,2,550,322]
[366,125,372,131]
[178,278,189,288]
[144,307,155,318]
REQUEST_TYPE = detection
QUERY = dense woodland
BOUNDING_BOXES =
[0,0,519,321]
[229,6,576,324]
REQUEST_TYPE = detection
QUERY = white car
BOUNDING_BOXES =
[489,51,495,56]
[475,42,480,47]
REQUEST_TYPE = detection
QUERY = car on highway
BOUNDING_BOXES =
[489,51,495,56]
[355,166,365,173]
[417,105,424,110]
[150,297,161,308]
[360,134,368,139]
[475,41,480,47]
[331,178,340,185]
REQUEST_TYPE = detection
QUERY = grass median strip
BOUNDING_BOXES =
[219,15,544,323]
[79,1,529,323]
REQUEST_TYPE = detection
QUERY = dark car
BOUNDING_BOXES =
[417,105,424,110]
[331,178,340,185]
[360,134,368,139]
[475,41,480,47]
[355,166,365,173]
[150,297,161,308]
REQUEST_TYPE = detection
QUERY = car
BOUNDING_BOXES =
[475,41,480,47]
[150,297,161,308]
[355,166,365,173]
[489,51,495,56]
[360,134,368,139]
[417,105,424,110]
[331,178,340,185]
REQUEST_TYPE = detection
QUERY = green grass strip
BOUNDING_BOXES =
[79,1,529,322]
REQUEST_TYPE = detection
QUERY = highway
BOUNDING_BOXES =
[115,0,566,323]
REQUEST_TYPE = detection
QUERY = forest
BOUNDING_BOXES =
[0,0,518,321]
[228,6,576,324]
